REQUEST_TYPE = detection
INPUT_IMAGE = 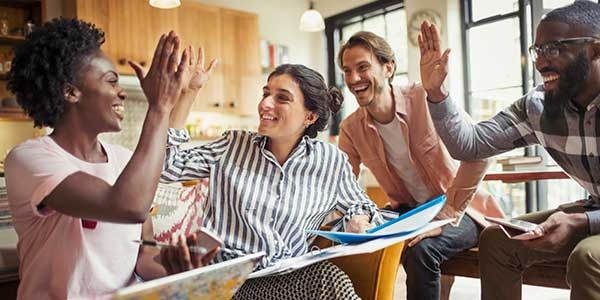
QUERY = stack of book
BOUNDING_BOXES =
[496,155,544,171]
[0,177,12,228]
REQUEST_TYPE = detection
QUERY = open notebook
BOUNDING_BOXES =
[112,252,265,300]
[307,194,446,244]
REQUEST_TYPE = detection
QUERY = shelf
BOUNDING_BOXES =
[0,35,25,45]
[0,107,29,121]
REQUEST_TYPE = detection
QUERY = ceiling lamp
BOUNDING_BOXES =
[149,0,181,9]
[299,1,325,32]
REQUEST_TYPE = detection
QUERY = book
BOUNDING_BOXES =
[307,194,446,244]
[249,219,453,279]
[112,252,265,300]
[497,155,542,164]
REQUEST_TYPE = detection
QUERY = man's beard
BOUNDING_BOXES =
[543,52,589,117]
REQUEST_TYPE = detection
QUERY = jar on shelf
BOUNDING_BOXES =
[0,14,8,36]
[24,17,35,36]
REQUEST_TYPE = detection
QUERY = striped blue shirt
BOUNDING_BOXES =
[161,129,383,269]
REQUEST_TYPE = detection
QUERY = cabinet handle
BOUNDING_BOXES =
[229,101,236,108]
[118,58,127,65]
[213,102,221,108]
[140,61,147,67]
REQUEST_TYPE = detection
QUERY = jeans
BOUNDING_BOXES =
[400,212,480,300]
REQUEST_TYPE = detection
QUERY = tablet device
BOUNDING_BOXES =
[485,217,544,240]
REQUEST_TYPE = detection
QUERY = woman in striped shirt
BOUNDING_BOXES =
[162,63,384,299]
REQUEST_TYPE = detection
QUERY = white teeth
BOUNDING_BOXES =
[543,74,559,83]
[261,115,275,120]
[112,104,125,114]
[352,85,368,93]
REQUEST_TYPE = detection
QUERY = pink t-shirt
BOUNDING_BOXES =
[5,136,142,300]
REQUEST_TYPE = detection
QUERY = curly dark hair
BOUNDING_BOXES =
[268,64,343,138]
[8,18,105,128]
[542,1,600,35]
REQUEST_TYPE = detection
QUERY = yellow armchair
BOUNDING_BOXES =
[311,226,404,300]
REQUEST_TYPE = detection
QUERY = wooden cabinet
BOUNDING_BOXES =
[178,4,262,116]
[177,2,224,112]
[63,0,262,116]
[64,0,178,75]
[220,8,262,116]
[0,0,45,121]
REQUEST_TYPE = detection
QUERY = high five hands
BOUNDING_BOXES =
[418,21,450,102]
[129,31,218,110]
[181,46,218,95]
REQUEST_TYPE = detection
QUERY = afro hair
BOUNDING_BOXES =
[8,17,105,128]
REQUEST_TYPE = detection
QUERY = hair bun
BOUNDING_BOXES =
[327,86,343,114]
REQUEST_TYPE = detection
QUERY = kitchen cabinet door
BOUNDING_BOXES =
[177,2,224,112]
[66,0,177,75]
[220,9,262,116]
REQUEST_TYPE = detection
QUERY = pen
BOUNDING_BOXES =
[133,240,208,255]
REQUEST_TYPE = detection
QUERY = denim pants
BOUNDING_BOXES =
[400,212,480,300]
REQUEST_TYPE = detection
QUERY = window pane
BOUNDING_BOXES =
[472,0,518,22]
[341,86,359,120]
[341,22,362,42]
[468,18,523,120]
[363,14,386,38]
[544,179,587,208]
[385,9,408,73]
[392,74,409,87]
[471,87,523,120]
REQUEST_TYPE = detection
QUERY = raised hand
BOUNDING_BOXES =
[181,46,218,95]
[168,46,218,129]
[418,21,450,102]
[129,31,192,111]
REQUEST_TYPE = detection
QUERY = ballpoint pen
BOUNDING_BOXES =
[133,240,208,255]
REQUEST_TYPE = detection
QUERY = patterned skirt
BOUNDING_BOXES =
[232,261,360,300]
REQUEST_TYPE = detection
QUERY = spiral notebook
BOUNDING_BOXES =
[113,252,265,300]
[306,194,446,244]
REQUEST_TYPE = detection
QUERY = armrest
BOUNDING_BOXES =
[311,226,404,300]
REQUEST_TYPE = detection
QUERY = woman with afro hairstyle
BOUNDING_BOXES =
[4,18,218,299]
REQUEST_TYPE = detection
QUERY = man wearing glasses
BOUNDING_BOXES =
[419,1,600,299]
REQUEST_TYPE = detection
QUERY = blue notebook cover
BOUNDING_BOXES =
[307,195,446,244]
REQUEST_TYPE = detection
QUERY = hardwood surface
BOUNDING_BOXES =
[483,169,569,183]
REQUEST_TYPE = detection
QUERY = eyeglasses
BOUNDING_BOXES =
[528,37,600,61]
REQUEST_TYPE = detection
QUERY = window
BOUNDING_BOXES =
[462,0,587,216]
[324,0,405,127]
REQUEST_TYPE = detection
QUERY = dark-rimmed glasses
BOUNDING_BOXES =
[528,37,600,61]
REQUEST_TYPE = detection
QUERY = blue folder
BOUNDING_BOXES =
[306,195,446,244]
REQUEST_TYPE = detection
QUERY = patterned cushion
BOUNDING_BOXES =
[151,180,208,242]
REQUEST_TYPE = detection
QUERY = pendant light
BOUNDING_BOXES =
[149,0,181,9]
[299,1,325,32]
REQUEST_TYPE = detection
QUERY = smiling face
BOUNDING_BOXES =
[68,51,127,133]
[341,45,394,107]
[534,21,595,111]
[257,74,316,145]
